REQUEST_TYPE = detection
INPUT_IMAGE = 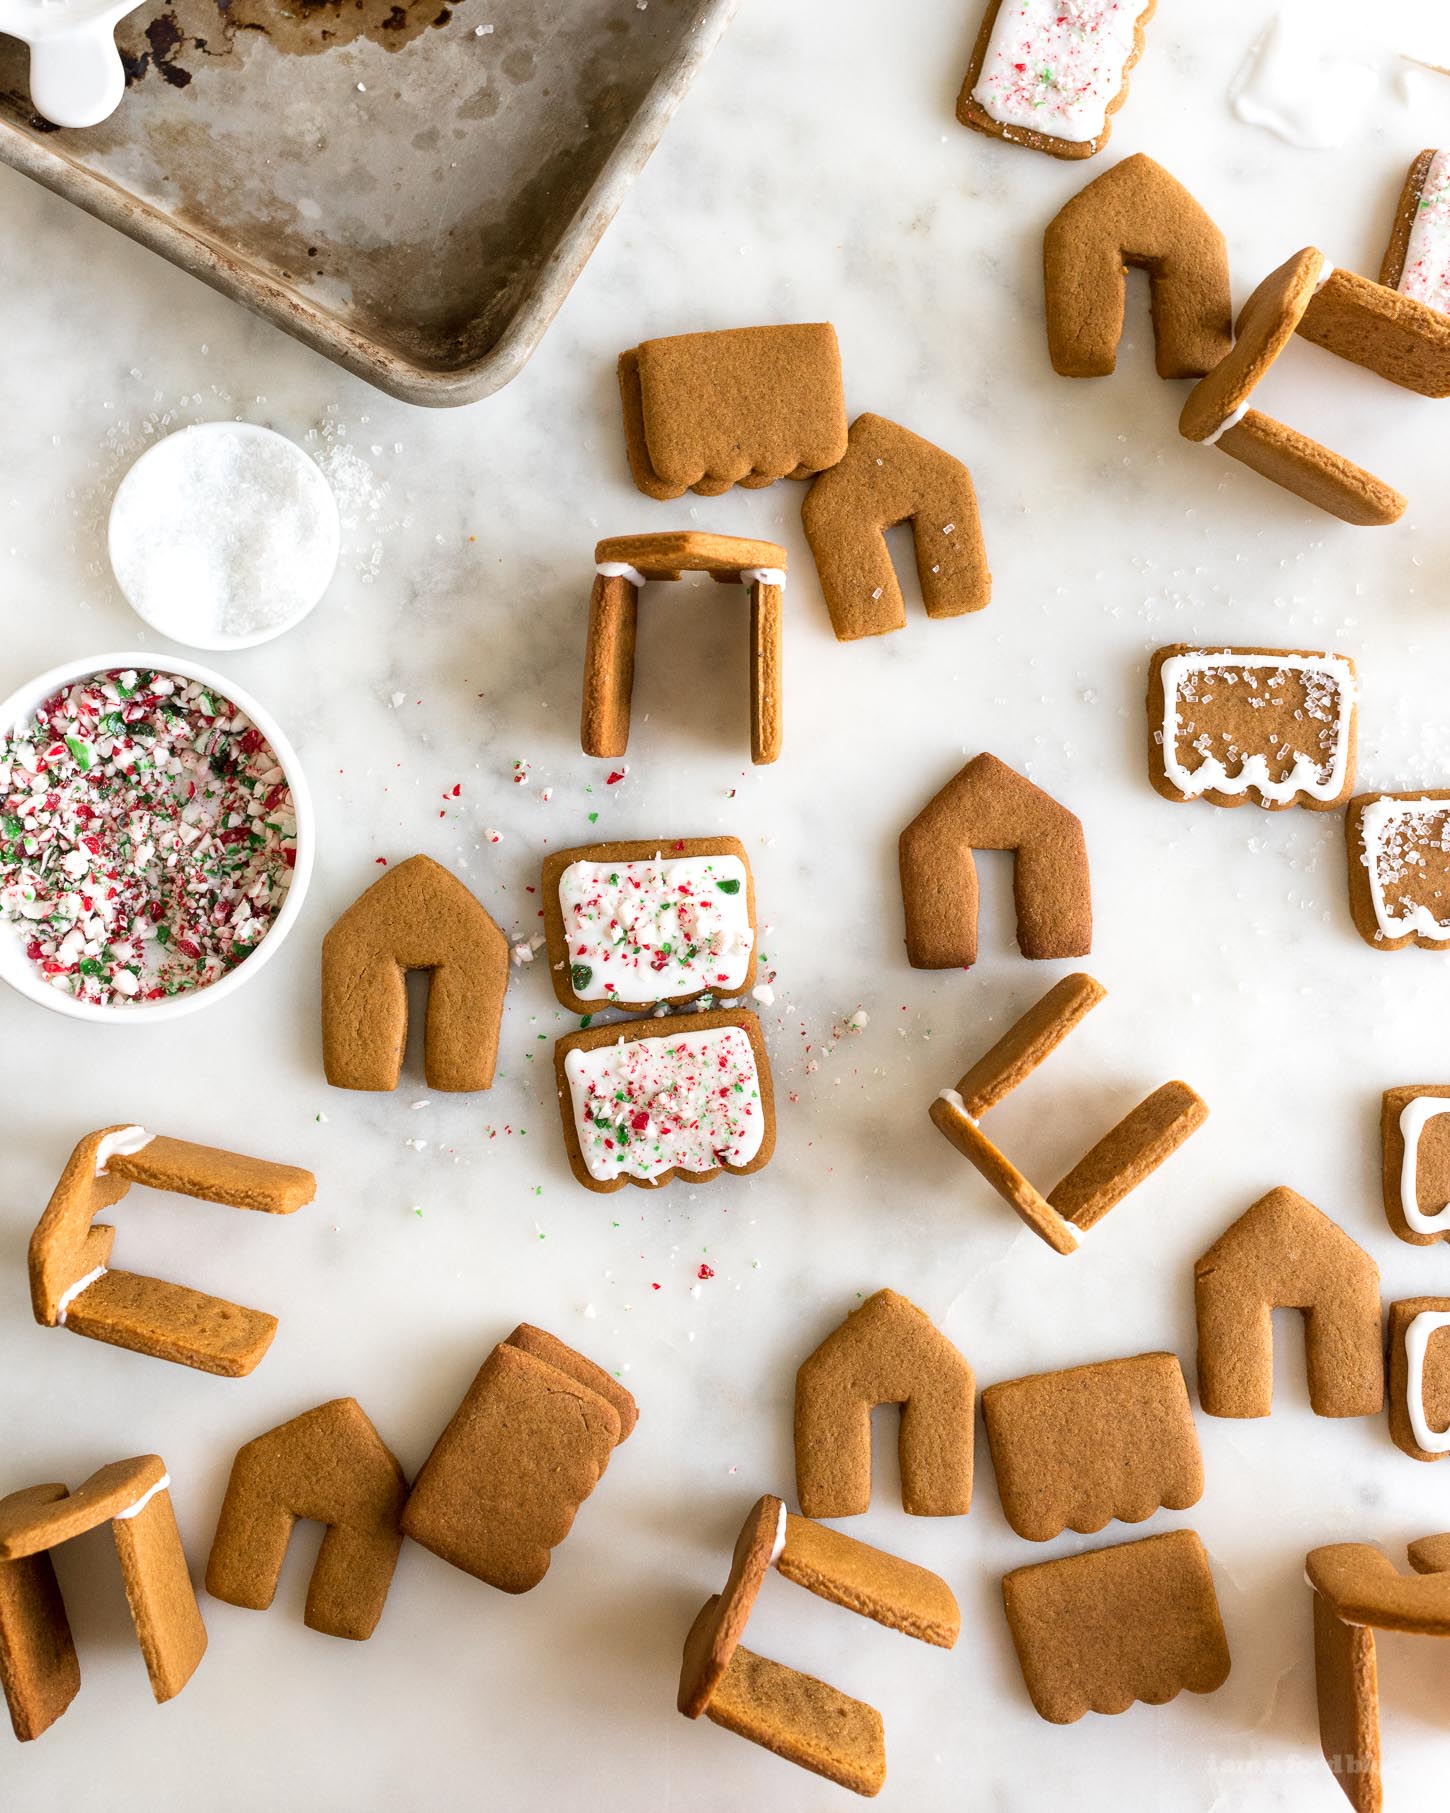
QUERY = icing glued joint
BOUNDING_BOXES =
[55,1263,107,1325]
[739,567,787,590]
[115,1473,171,1520]
[596,561,647,587]
[1204,401,1250,447]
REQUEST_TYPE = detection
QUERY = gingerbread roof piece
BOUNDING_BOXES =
[982,1352,1204,1542]
[29,1126,314,1378]
[794,1289,974,1518]
[1003,1529,1230,1724]
[1194,1187,1383,1419]
[321,854,509,1093]
[677,1494,782,1719]
[401,1329,635,1594]
[899,752,1091,969]
[1043,154,1233,379]
[801,413,990,641]
[206,1398,409,1641]
[1299,265,1450,398]
[618,325,848,500]
[0,1457,205,1742]
[1308,1544,1450,1637]
[777,1512,959,1649]
[582,534,786,766]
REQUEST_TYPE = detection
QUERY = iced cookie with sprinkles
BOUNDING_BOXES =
[1381,1086,1450,1246]
[1147,646,1358,811]
[1382,149,1450,316]
[957,0,1158,160]
[554,1008,774,1193]
[541,837,756,1015]
[0,665,298,1005]
[1346,790,1450,951]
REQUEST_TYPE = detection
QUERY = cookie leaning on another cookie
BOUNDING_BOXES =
[401,1325,635,1594]
[1044,154,1232,379]
[0,1456,205,1742]
[29,1126,314,1379]
[800,413,990,640]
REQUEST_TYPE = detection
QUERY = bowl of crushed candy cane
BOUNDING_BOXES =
[0,653,313,1020]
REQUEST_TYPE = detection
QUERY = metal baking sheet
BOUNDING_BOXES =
[0,0,736,404]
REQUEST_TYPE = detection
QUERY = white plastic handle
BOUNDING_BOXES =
[28,23,126,130]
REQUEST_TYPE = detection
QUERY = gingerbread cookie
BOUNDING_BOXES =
[1003,1530,1229,1724]
[982,1352,1203,1542]
[1347,791,1450,951]
[957,0,1156,160]
[800,414,990,640]
[1386,1299,1450,1463]
[679,1494,956,1795]
[582,533,785,766]
[401,1325,634,1593]
[1180,248,1406,527]
[1148,646,1358,811]
[794,1289,974,1519]
[1193,1187,1382,1419]
[1312,1588,1379,1813]
[1382,1086,1450,1244]
[1381,149,1450,315]
[29,1126,314,1378]
[1299,265,1450,399]
[1044,154,1232,378]
[931,973,1206,1254]
[900,752,1091,969]
[777,1513,959,1650]
[206,1398,409,1639]
[541,836,756,1015]
[1309,1541,1450,1636]
[0,1457,205,1741]
[618,325,848,500]
[555,1008,774,1193]
[321,854,509,1091]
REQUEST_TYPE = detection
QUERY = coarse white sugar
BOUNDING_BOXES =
[109,423,340,649]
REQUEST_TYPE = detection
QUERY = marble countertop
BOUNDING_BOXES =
[4,0,1450,1807]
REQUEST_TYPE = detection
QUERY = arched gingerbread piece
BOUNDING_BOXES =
[29,1127,315,1378]
[899,752,1092,968]
[206,1399,409,1641]
[794,1289,974,1518]
[1194,1188,1382,1419]
[321,854,510,1092]
[0,1457,205,1741]
[1044,154,1233,379]
[800,414,990,641]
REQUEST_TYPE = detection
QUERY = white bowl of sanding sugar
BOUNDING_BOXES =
[107,422,341,652]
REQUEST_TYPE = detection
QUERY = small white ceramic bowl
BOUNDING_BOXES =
[108,422,341,652]
[0,651,315,1023]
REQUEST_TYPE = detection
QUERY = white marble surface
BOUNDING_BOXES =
[3,0,1450,1807]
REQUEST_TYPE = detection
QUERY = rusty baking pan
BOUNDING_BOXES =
[0,0,736,405]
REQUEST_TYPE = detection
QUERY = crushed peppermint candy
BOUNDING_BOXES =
[563,1024,765,1182]
[559,851,753,1003]
[0,668,297,1004]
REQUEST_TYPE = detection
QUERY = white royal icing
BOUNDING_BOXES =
[114,1473,171,1520]
[936,1087,971,1118]
[559,852,753,1003]
[1203,400,1250,447]
[768,1500,788,1565]
[1399,150,1450,316]
[1399,1096,1450,1234]
[95,1125,153,1176]
[596,561,647,587]
[1158,651,1356,804]
[738,568,787,589]
[55,1264,107,1325]
[1404,1311,1450,1454]
[1359,796,1450,941]
[971,0,1154,143]
[564,1025,765,1183]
